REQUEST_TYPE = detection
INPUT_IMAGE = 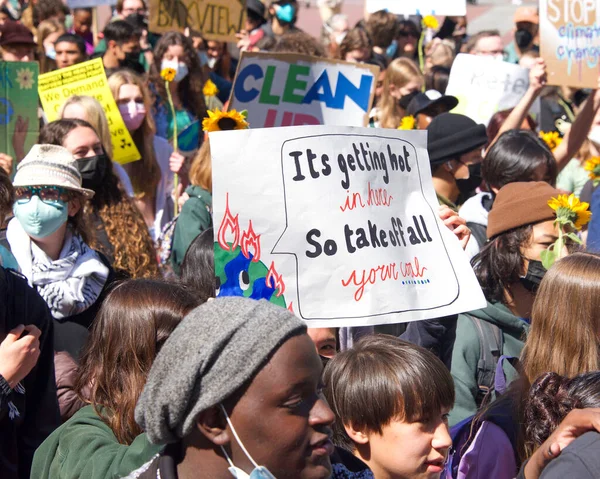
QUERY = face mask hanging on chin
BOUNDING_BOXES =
[219,405,277,479]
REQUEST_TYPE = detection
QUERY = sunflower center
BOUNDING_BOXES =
[217,117,237,130]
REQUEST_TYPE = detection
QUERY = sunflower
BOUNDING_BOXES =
[422,15,439,30]
[539,131,562,151]
[398,115,416,130]
[202,109,249,132]
[203,79,219,97]
[548,193,592,230]
[15,68,34,89]
[584,156,600,185]
[160,68,176,82]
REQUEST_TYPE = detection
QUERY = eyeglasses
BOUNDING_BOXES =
[15,186,70,203]
[398,31,419,39]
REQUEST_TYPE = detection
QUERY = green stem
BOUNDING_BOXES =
[418,29,425,86]
[165,80,179,216]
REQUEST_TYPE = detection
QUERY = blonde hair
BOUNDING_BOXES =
[37,18,65,74]
[108,70,161,199]
[60,95,114,158]
[377,58,423,129]
[426,40,455,72]
[189,139,212,193]
[521,252,600,384]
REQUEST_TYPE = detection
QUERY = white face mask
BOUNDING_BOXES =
[589,125,600,146]
[219,405,277,479]
[160,58,189,82]
[207,56,218,69]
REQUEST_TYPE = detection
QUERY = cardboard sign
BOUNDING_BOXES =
[366,0,466,16]
[210,126,486,328]
[445,54,541,127]
[148,0,245,42]
[540,0,600,88]
[229,52,379,128]
[0,62,39,170]
[38,58,141,165]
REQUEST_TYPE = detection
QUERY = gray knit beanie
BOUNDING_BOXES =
[135,296,306,444]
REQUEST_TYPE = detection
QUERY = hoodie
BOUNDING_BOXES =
[459,192,493,259]
[449,301,529,427]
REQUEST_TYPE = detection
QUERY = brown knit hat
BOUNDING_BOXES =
[487,182,560,239]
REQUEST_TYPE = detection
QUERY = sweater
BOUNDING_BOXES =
[0,267,60,479]
[449,301,529,426]
[31,405,162,479]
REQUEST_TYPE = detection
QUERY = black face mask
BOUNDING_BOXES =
[520,259,547,293]
[76,153,109,191]
[515,28,533,50]
[456,163,482,200]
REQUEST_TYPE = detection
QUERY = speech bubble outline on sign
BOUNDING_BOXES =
[271,133,460,321]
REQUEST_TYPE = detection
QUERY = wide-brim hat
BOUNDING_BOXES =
[0,20,35,47]
[408,90,459,117]
[13,144,95,199]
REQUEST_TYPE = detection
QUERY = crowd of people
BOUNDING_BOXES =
[2,1,600,479]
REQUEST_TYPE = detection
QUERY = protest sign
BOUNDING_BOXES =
[148,0,245,42]
[366,0,466,16]
[38,58,141,165]
[210,125,486,328]
[540,0,600,88]
[445,53,541,127]
[229,52,379,128]
[66,0,115,8]
[0,62,38,170]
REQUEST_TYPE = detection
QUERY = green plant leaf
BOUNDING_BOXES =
[541,249,557,270]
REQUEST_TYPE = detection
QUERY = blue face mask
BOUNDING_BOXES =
[198,51,209,66]
[13,195,68,239]
[275,3,295,23]
[386,40,398,59]
[219,405,277,479]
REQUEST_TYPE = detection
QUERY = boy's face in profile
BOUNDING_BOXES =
[354,408,452,479]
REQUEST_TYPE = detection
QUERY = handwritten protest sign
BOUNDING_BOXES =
[0,62,38,170]
[229,52,379,128]
[148,0,245,42]
[38,58,140,165]
[210,126,485,327]
[445,53,540,127]
[366,0,466,16]
[540,0,600,88]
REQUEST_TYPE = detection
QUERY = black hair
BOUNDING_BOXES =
[54,33,86,55]
[103,20,136,45]
[483,130,558,189]
[180,228,216,302]
[73,7,92,14]
[425,65,450,94]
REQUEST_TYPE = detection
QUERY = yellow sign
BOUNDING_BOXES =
[38,58,141,164]
[148,0,245,42]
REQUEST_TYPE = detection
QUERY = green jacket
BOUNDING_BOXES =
[31,405,162,479]
[170,185,212,275]
[449,301,529,426]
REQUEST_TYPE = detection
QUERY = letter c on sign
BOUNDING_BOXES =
[234,64,263,103]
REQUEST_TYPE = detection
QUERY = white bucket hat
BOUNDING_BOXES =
[13,144,95,199]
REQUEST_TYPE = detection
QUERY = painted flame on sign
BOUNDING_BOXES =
[240,220,261,262]
[217,193,240,251]
[266,261,286,297]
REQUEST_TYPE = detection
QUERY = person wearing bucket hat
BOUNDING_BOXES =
[0,20,36,62]
[449,181,564,427]
[127,296,335,479]
[6,144,113,362]
[427,112,488,210]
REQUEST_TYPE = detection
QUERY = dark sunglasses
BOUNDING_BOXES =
[15,186,70,203]
[398,31,419,39]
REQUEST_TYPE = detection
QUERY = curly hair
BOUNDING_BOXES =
[108,70,161,200]
[525,372,600,454]
[151,32,207,124]
[39,119,159,279]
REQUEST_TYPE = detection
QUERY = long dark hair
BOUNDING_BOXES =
[151,32,207,123]
[180,227,215,301]
[472,224,533,304]
[39,119,159,279]
[483,130,558,189]
[75,279,201,444]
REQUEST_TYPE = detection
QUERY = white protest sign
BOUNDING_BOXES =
[445,53,541,127]
[366,0,466,16]
[211,126,486,328]
[229,52,379,128]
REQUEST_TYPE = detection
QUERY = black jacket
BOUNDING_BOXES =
[0,268,60,479]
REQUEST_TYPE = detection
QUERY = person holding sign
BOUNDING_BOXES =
[151,32,207,151]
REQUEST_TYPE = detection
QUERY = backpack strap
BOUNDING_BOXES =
[465,315,504,407]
